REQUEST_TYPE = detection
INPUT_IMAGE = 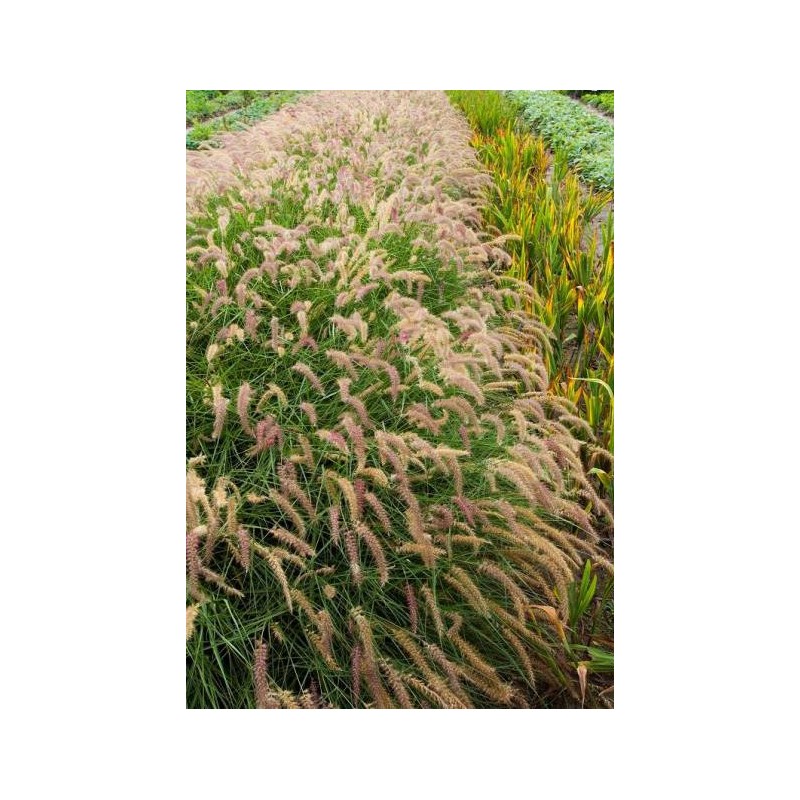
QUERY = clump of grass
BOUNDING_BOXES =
[446,90,518,135]
[186,91,613,708]
[186,122,215,149]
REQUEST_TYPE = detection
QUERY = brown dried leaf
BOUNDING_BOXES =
[577,662,589,708]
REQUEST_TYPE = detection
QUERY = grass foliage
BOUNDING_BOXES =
[186,91,613,708]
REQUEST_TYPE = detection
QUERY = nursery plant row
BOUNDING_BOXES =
[186,90,280,126]
[448,91,614,464]
[578,91,614,116]
[186,90,306,150]
[506,90,614,190]
[559,90,614,116]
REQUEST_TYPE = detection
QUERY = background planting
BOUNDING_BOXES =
[560,90,614,116]
[186,90,306,150]
[507,90,614,190]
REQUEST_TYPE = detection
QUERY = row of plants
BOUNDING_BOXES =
[559,90,614,116]
[564,90,614,116]
[505,91,614,190]
[447,90,614,682]
[186,90,613,708]
[448,91,614,455]
[187,90,275,126]
[186,90,306,150]
[582,92,614,116]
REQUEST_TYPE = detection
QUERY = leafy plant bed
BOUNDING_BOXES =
[186,90,275,126]
[507,91,614,190]
[580,92,614,116]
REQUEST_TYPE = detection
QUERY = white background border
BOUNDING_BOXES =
[3,1,798,797]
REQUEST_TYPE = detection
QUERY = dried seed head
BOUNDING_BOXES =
[236,382,253,435]
[404,583,419,633]
[186,604,201,641]
[211,384,229,439]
